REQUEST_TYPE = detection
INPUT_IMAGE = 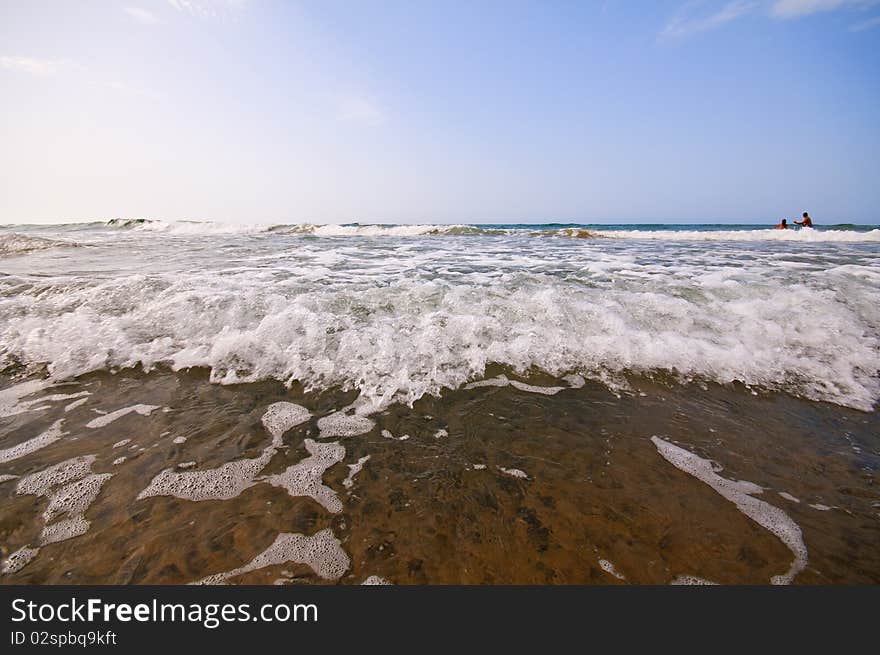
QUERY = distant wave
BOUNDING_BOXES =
[268,223,510,237]
[0,232,78,256]
[106,218,270,235]
[96,219,880,242]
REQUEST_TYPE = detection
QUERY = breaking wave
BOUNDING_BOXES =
[0,233,78,256]
[1,267,877,412]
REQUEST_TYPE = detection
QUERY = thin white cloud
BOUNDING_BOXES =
[167,0,247,19]
[771,0,879,18]
[850,13,880,28]
[660,1,757,39]
[125,7,159,25]
[0,56,68,75]
[337,97,385,127]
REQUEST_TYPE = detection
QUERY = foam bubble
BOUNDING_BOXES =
[809,503,832,511]
[194,529,349,584]
[112,439,131,448]
[86,404,159,428]
[433,429,448,439]
[0,419,66,464]
[138,449,272,502]
[0,474,18,483]
[464,375,510,390]
[361,575,392,585]
[599,559,626,580]
[670,574,717,585]
[263,439,346,512]
[1,546,40,574]
[779,492,800,503]
[317,412,374,439]
[342,455,370,489]
[261,402,311,443]
[113,457,126,465]
[39,516,90,545]
[509,380,565,395]
[17,455,96,497]
[381,429,409,441]
[651,436,808,584]
[43,473,113,523]
[498,467,528,479]
[172,436,187,444]
[15,455,112,552]
[0,380,50,417]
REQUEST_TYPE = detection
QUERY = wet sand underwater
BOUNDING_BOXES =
[1,367,877,585]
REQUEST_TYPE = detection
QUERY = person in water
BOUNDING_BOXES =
[776,218,788,229]
[795,212,813,227]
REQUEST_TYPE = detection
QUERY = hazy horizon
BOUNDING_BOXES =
[2,1,879,225]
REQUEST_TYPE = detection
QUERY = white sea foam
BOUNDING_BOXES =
[499,467,528,479]
[15,454,112,553]
[1,546,40,574]
[599,559,625,580]
[64,396,90,411]
[263,439,346,512]
[510,380,565,395]
[342,455,370,489]
[670,574,717,585]
[381,429,409,441]
[651,436,808,584]
[138,449,272,502]
[2,224,878,412]
[563,374,586,388]
[194,529,349,584]
[0,384,88,418]
[43,473,112,524]
[0,380,50,417]
[16,455,96,497]
[0,419,65,463]
[464,375,510,390]
[86,404,159,428]
[261,402,311,442]
[317,412,375,439]
[361,575,392,585]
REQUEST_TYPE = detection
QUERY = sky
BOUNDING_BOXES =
[1,0,878,225]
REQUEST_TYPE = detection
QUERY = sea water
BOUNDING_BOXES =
[0,220,877,584]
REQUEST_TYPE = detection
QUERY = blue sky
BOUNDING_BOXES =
[1,0,878,224]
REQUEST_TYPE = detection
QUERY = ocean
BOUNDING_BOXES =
[0,220,878,584]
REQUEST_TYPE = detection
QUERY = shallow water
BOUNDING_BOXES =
[0,368,877,584]
[0,221,878,583]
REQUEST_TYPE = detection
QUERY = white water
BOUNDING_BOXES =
[1,221,878,411]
